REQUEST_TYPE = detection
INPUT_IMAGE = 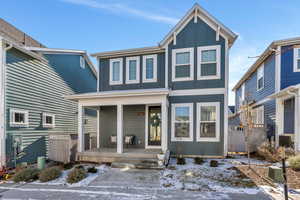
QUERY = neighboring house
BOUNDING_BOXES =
[66,3,237,159]
[232,37,300,152]
[0,36,97,167]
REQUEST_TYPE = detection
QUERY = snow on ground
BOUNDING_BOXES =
[32,165,109,187]
[160,158,262,194]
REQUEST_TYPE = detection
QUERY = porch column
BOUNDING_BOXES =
[117,104,124,153]
[96,108,100,148]
[295,90,300,152]
[78,104,85,152]
[161,98,168,152]
[275,98,284,148]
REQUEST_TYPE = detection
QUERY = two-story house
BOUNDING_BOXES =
[66,3,237,161]
[233,37,300,152]
[0,21,98,167]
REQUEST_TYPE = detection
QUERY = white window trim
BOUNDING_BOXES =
[241,83,245,101]
[257,64,264,91]
[126,56,140,84]
[252,105,264,125]
[142,54,157,83]
[80,56,85,69]
[293,47,300,72]
[109,58,123,85]
[197,45,221,80]
[172,48,194,82]
[171,103,194,142]
[42,113,55,128]
[196,102,220,142]
[10,109,29,127]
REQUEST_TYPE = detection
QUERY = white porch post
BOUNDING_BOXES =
[117,104,124,153]
[294,90,300,152]
[0,39,6,167]
[275,98,284,147]
[96,108,100,148]
[78,104,85,152]
[161,98,168,153]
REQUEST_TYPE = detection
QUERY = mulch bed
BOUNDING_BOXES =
[237,164,300,189]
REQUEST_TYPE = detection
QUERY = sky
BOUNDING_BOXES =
[2,0,300,105]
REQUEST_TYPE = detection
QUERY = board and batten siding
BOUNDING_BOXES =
[5,48,97,165]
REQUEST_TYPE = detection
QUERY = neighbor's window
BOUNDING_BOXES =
[293,48,300,72]
[126,56,140,84]
[172,48,194,81]
[252,106,264,126]
[171,103,193,141]
[197,102,220,142]
[143,54,157,82]
[257,64,264,90]
[197,45,220,80]
[43,113,55,128]
[10,109,29,127]
[109,58,123,85]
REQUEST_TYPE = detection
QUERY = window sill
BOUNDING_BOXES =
[198,75,220,80]
[172,77,194,82]
[10,123,28,128]
[197,138,220,142]
[171,137,193,142]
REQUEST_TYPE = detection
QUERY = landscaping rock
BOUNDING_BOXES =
[210,160,218,167]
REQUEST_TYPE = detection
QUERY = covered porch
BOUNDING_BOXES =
[66,89,169,162]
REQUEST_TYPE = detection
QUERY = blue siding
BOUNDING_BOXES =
[281,45,300,89]
[168,17,226,90]
[99,53,165,91]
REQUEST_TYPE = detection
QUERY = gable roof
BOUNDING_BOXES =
[91,3,237,58]
[159,3,237,47]
[232,37,300,91]
[26,47,98,78]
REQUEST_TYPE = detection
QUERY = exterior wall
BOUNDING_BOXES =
[281,45,300,89]
[235,87,242,112]
[5,48,96,166]
[99,105,145,149]
[168,17,226,90]
[98,53,165,91]
[168,94,224,156]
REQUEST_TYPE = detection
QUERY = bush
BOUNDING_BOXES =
[39,167,62,182]
[75,165,84,169]
[210,160,218,167]
[63,162,74,170]
[257,142,295,162]
[67,168,86,184]
[194,157,204,165]
[13,168,39,183]
[87,166,98,173]
[288,155,300,171]
[177,157,186,165]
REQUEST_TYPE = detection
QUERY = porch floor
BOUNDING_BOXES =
[77,148,162,163]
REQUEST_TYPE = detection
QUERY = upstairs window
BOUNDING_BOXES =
[171,103,193,141]
[172,48,194,81]
[10,109,29,127]
[109,58,123,85]
[143,55,157,82]
[43,113,55,128]
[293,48,300,72]
[257,64,264,91]
[198,45,221,80]
[126,56,140,84]
[197,102,220,142]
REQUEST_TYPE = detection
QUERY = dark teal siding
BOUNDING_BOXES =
[283,98,295,134]
[168,17,226,90]
[168,94,224,156]
[99,53,165,91]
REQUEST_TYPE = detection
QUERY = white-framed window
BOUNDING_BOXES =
[257,64,264,91]
[42,113,55,128]
[109,58,123,85]
[142,54,157,83]
[197,45,221,80]
[171,103,193,142]
[10,109,29,127]
[126,56,140,84]
[80,56,85,69]
[252,106,264,125]
[241,83,245,101]
[172,48,194,81]
[293,47,300,72]
[196,102,220,142]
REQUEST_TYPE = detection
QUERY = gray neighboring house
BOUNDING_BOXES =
[66,4,238,159]
[0,20,98,167]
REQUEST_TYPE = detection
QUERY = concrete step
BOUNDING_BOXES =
[111,161,164,170]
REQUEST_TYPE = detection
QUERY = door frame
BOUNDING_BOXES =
[145,104,162,149]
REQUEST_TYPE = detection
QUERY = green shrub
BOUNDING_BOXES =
[13,168,39,183]
[194,157,204,165]
[63,162,74,170]
[75,165,84,169]
[210,160,218,167]
[87,166,98,173]
[67,168,86,184]
[288,155,300,171]
[39,167,62,182]
[177,157,186,165]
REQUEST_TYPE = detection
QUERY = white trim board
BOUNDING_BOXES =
[169,88,225,96]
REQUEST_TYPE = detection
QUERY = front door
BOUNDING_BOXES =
[148,106,161,146]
